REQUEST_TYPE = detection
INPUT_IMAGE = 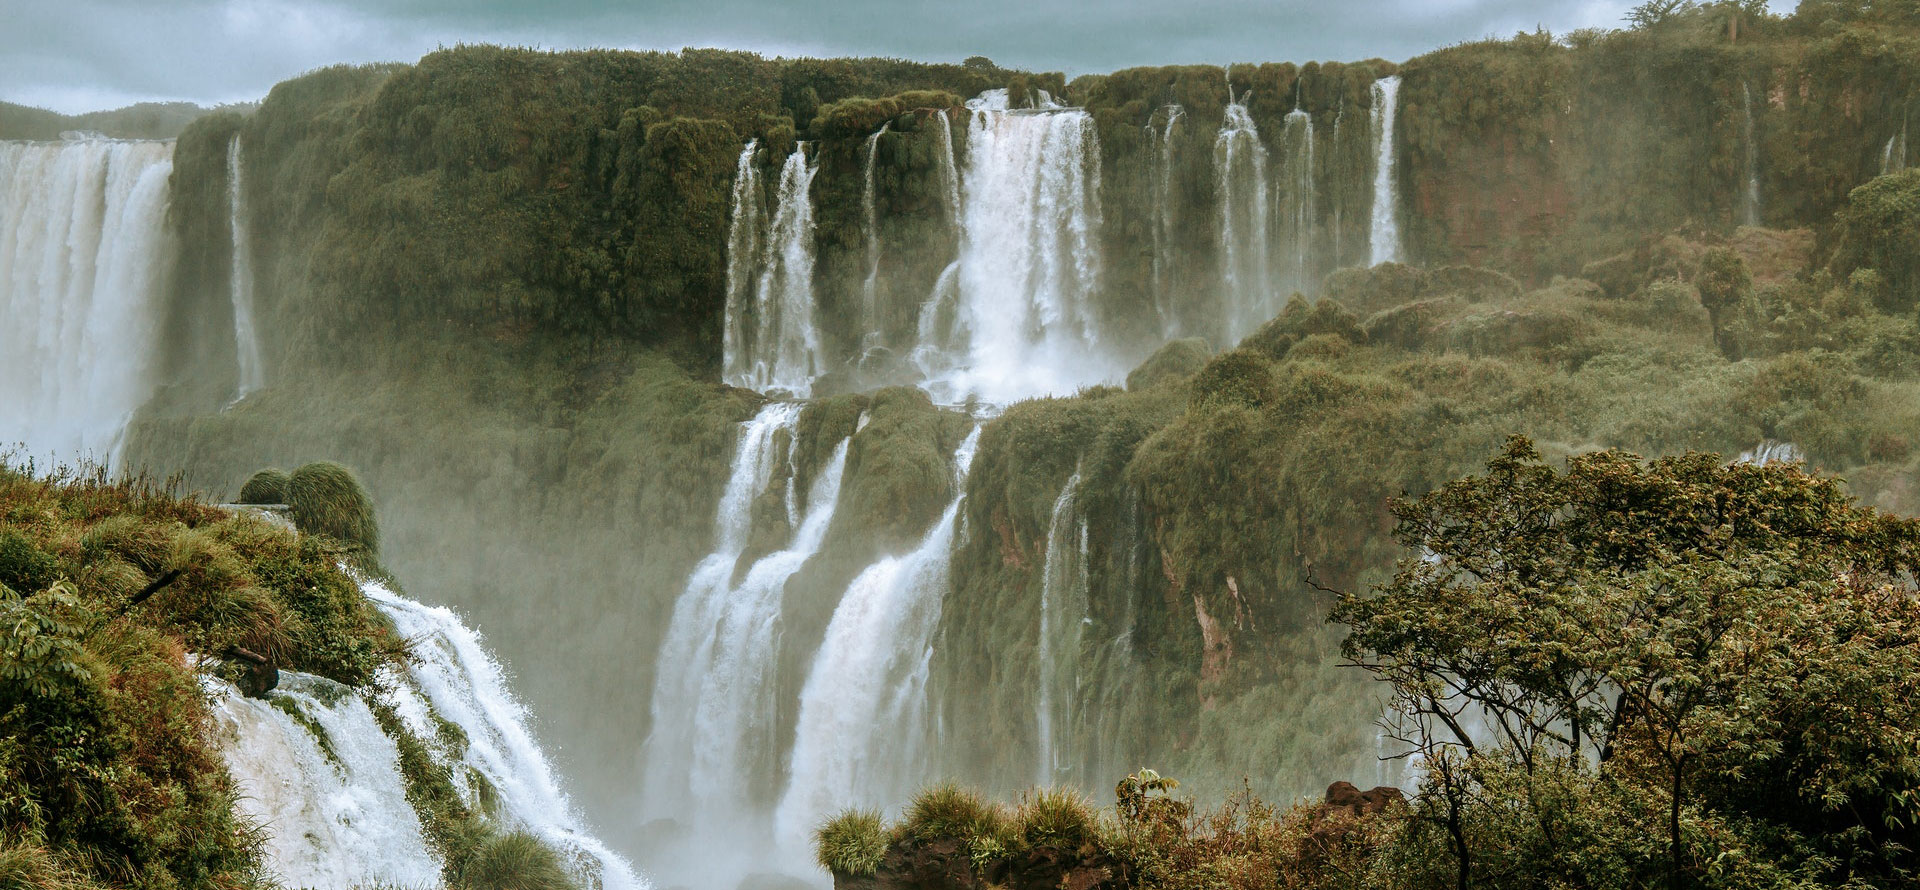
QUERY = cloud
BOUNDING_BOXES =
[2,0,1799,114]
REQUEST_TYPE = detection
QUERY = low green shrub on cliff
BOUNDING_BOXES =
[236,467,290,504]
[285,461,380,560]
[816,808,888,876]
[0,461,402,890]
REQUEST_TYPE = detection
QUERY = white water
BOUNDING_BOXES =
[1740,83,1762,228]
[642,402,801,824]
[933,110,962,229]
[210,673,443,890]
[860,125,889,351]
[1151,104,1185,336]
[1738,440,1803,466]
[227,135,265,401]
[367,581,642,890]
[775,426,982,856]
[1369,76,1402,265]
[1034,472,1087,786]
[722,141,765,388]
[725,146,822,396]
[925,89,1113,403]
[1216,94,1271,346]
[1884,115,1908,176]
[0,137,172,466]
[1280,109,1317,296]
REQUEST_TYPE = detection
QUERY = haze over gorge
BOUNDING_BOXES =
[6,2,1920,889]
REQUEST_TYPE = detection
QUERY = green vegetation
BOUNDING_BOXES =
[453,832,574,890]
[235,468,290,505]
[283,461,379,562]
[0,463,400,890]
[0,100,216,140]
[815,809,888,876]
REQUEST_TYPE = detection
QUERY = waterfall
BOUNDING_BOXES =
[927,88,1109,403]
[1034,473,1087,786]
[1280,109,1316,297]
[209,673,443,890]
[226,135,265,401]
[774,426,982,855]
[724,145,821,396]
[642,403,801,823]
[722,141,765,388]
[1151,104,1185,336]
[1740,82,1762,227]
[860,125,889,351]
[1215,95,1271,346]
[643,402,852,870]
[0,137,171,466]
[367,581,641,890]
[1883,114,1908,176]
[1330,100,1346,271]
[210,580,639,890]
[933,110,962,229]
[1369,75,1402,266]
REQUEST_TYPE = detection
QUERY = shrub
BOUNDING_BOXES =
[0,531,60,594]
[816,808,889,876]
[1012,788,1100,850]
[903,783,1005,844]
[237,468,291,504]
[285,461,380,557]
[454,831,575,890]
[1127,338,1212,391]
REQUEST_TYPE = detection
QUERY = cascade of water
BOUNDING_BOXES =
[1740,83,1762,227]
[722,141,764,387]
[1035,473,1088,786]
[1738,440,1803,467]
[1215,95,1271,346]
[226,135,265,401]
[209,673,443,890]
[1369,75,1403,266]
[774,426,983,856]
[366,581,642,890]
[726,145,821,396]
[642,403,803,821]
[1150,104,1185,336]
[860,125,889,351]
[934,110,962,229]
[1329,100,1345,271]
[0,138,171,466]
[1280,109,1317,297]
[1884,114,1909,176]
[926,89,1110,403]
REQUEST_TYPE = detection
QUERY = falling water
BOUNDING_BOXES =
[722,141,764,387]
[933,110,962,228]
[774,426,983,855]
[226,135,265,401]
[367,581,641,890]
[642,403,801,824]
[1279,109,1317,296]
[0,137,172,466]
[1216,94,1271,346]
[860,125,889,350]
[1883,114,1908,176]
[209,673,443,890]
[1740,83,1762,227]
[1034,473,1088,786]
[1150,104,1185,335]
[930,89,1110,403]
[210,580,639,890]
[1369,75,1402,266]
[725,146,822,396]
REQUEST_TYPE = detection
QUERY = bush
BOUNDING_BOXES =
[1127,338,1212,391]
[0,531,60,594]
[285,461,380,557]
[816,808,889,876]
[903,783,1005,844]
[454,832,575,890]
[236,468,291,504]
[1012,789,1100,850]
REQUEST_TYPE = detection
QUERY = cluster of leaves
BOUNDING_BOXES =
[0,460,403,890]
[1338,438,1920,888]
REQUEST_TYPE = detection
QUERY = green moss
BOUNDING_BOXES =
[1127,338,1212,391]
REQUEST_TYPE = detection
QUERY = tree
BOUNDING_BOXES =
[1336,438,1920,888]
[1628,0,1697,28]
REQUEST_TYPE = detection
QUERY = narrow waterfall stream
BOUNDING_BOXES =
[1215,94,1270,345]
[0,137,172,465]
[725,146,822,396]
[1150,104,1184,336]
[1369,75,1402,265]
[1034,472,1088,787]
[1279,108,1316,296]
[226,134,265,400]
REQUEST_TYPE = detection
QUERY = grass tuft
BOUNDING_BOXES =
[236,468,291,505]
[815,808,888,876]
[285,461,380,558]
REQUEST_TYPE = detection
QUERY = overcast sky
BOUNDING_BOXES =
[4,0,1801,115]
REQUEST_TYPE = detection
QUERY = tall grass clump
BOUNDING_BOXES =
[285,461,380,557]
[453,831,575,890]
[816,808,889,876]
[1012,788,1101,850]
[236,468,291,504]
